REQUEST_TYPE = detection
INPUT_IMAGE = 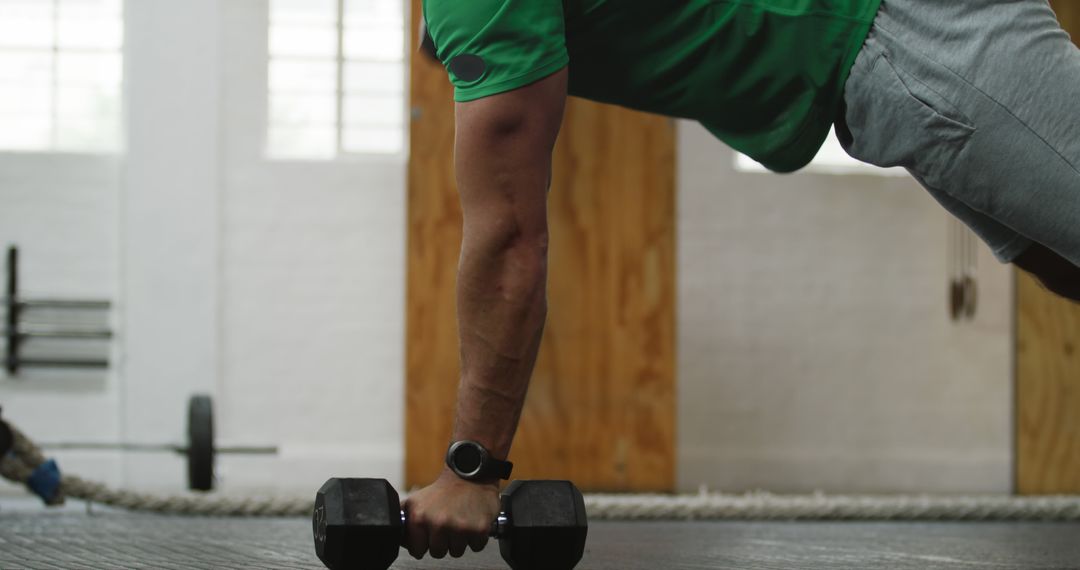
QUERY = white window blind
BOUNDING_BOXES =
[0,0,123,153]
[268,0,405,160]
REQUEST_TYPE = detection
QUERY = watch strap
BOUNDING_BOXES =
[481,456,514,481]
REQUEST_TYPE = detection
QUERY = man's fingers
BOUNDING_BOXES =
[428,517,450,559]
[448,535,468,558]
[447,520,472,558]
[403,510,428,560]
[467,528,490,553]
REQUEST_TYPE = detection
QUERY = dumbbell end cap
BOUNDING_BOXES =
[499,480,588,570]
[313,478,402,570]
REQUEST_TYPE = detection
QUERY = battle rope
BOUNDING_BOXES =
[5,418,1080,520]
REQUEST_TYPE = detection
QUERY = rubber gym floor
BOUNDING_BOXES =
[3,499,1080,569]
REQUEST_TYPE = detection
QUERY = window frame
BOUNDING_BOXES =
[265,0,408,161]
[0,0,125,155]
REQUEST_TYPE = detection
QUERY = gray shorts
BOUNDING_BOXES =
[839,0,1080,266]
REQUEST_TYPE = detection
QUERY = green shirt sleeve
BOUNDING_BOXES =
[423,0,568,102]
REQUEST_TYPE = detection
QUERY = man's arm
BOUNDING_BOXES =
[451,68,568,459]
[403,68,568,561]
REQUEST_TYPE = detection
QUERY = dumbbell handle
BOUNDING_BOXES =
[400,511,510,539]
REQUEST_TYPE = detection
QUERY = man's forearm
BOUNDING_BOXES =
[452,238,547,460]
[449,132,552,461]
[446,69,567,465]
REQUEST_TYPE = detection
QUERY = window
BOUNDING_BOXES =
[268,0,406,160]
[735,129,905,176]
[0,0,123,153]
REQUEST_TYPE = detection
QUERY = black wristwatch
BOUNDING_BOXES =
[445,440,513,482]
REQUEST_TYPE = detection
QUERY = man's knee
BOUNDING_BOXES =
[1014,243,1080,302]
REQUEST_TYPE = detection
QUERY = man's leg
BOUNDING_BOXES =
[1015,243,1080,302]
[909,175,1080,302]
[840,0,1080,291]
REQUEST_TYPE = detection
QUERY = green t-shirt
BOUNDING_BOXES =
[423,0,881,173]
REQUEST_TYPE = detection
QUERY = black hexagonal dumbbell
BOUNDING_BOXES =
[313,478,588,570]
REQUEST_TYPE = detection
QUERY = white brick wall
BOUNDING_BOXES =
[676,121,1013,494]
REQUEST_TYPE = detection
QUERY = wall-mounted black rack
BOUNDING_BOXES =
[4,246,113,375]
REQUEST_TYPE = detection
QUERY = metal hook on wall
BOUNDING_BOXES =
[947,218,978,323]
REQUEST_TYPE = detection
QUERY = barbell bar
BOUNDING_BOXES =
[38,442,276,454]
[36,394,277,491]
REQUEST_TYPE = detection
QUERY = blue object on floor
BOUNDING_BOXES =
[27,459,62,504]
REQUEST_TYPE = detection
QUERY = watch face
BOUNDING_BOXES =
[452,442,484,476]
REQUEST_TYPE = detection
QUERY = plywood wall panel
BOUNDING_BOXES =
[1016,273,1080,494]
[1015,0,1080,495]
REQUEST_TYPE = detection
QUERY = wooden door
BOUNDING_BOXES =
[406,1,677,491]
[1015,0,1080,494]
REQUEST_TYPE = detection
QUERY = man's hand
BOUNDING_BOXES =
[401,471,501,560]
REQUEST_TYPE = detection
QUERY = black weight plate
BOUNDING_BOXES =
[187,394,215,491]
